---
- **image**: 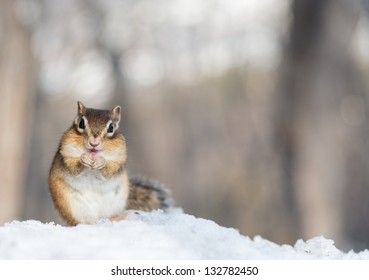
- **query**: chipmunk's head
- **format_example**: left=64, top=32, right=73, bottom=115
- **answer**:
left=73, top=101, right=122, bottom=155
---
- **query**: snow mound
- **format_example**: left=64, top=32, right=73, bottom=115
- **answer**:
left=0, top=211, right=368, bottom=259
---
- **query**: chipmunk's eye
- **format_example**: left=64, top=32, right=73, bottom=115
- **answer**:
left=79, top=118, right=85, bottom=130
left=107, top=123, right=114, bottom=134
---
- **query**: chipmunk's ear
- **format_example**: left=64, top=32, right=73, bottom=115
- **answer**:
left=77, top=101, right=87, bottom=116
left=111, top=105, right=121, bottom=124
left=75, top=101, right=88, bottom=132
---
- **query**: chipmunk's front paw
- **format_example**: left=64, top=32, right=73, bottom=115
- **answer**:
left=92, top=155, right=106, bottom=170
left=81, top=153, right=94, bottom=167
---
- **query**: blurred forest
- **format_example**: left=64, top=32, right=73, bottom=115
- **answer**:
left=2, top=0, right=369, bottom=251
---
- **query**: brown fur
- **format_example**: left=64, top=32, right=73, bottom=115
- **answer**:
left=49, top=153, right=80, bottom=226
left=49, top=102, right=172, bottom=226
left=127, top=177, right=172, bottom=211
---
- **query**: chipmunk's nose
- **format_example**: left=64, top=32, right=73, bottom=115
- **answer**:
left=89, top=137, right=100, bottom=148
left=89, top=142, right=99, bottom=147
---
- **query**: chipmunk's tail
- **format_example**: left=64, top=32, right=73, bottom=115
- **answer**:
left=127, top=177, right=173, bottom=211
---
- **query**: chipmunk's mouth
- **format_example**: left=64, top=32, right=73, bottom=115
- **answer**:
left=89, top=148, right=100, bottom=156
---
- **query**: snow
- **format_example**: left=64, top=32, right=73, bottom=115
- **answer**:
left=0, top=210, right=368, bottom=259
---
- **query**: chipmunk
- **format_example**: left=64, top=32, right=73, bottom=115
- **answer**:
left=49, top=101, right=171, bottom=226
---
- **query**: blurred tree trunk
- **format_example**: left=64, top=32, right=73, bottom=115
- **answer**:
left=343, top=2, right=369, bottom=251
left=276, top=0, right=362, bottom=247
left=0, top=1, right=35, bottom=224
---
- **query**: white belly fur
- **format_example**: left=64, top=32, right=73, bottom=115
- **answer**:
left=65, top=170, right=129, bottom=224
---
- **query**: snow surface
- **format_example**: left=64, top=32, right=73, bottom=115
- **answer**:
left=0, top=210, right=368, bottom=259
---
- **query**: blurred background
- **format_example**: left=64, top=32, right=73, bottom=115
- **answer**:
left=2, top=0, right=369, bottom=252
